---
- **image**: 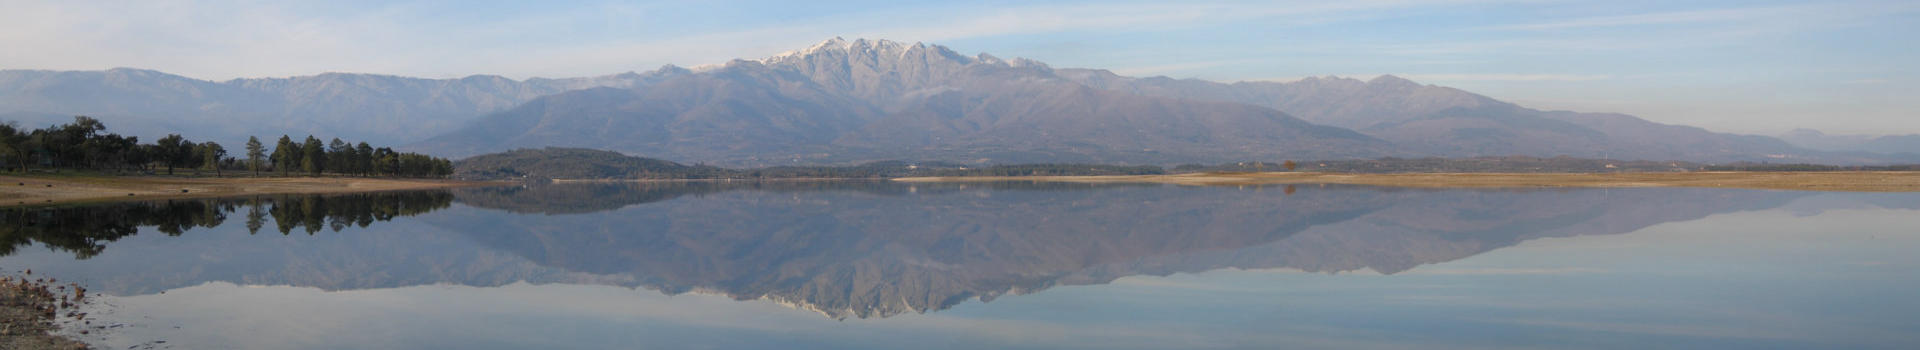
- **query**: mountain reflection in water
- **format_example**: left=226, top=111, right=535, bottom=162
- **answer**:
left=2, top=182, right=1901, bottom=319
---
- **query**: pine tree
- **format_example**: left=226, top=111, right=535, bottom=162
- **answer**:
left=272, top=135, right=297, bottom=176
left=245, top=136, right=266, bottom=176
left=354, top=142, right=374, bottom=176
left=202, top=141, right=226, bottom=176
left=328, top=138, right=349, bottom=173
left=301, top=136, right=325, bottom=176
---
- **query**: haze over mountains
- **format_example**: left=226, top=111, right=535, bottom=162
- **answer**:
left=415, top=38, right=1391, bottom=164
left=1056, top=70, right=1832, bottom=162
left=1, top=37, right=1908, bottom=165
left=1779, top=129, right=1920, bottom=156
left=0, top=67, right=666, bottom=145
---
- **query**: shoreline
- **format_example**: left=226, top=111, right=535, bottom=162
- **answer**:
left=6, top=171, right=1915, bottom=208
left=891, top=171, right=1920, bottom=192
left=549, top=177, right=884, bottom=183
left=0, top=175, right=510, bottom=208
left=1, top=274, right=89, bottom=349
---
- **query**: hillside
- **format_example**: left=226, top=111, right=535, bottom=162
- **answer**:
left=1057, top=69, right=1850, bottom=162
left=0, top=67, right=687, bottom=145
left=419, top=38, right=1865, bottom=165
left=2, top=38, right=1892, bottom=165
left=453, top=148, right=716, bottom=180
left=1780, top=129, right=1920, bottom=155
left=417, top=38, right=1396, bottom=165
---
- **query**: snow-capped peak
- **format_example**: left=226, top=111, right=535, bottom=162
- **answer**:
left=748, top=37, right=1066, bottom=74
left=975, top=53, right=1003, bottom=65
left=761, top=37, right=923, bottom=63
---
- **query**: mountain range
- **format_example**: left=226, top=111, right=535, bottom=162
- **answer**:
left=1779, top=129, right=1920, bottom=155
left=0, top=67, right=671, bottom=145
left=2, top=37, right=1909, bottom=165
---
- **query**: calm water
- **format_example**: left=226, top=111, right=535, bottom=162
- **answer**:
left=3, top=182, right=1917, bottom=349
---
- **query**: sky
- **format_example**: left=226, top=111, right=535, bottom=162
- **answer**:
left=2, top=0, right=1916, bottom=135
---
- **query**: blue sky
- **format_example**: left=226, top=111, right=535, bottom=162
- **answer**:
left=2, top=0, right=1915, bottom=135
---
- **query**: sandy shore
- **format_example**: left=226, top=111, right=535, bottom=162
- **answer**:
left=893, top=171, right=1920, bottom=192
left=0, top=175, right=507, bottom=207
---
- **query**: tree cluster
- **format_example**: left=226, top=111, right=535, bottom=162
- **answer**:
left=1702, top=162, right=1920, bottom=172
left=265, top=135, right=451, bottom=177
left=1, top=116, right=450, bottom=177
left=0, top=116, right=154, bottom=173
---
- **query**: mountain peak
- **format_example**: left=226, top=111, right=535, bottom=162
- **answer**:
left=975, top=53, right=1003, bottom=65
left=1784, top=128, right=1827, bottom=137
left=759, top=37, right=1066, bottom=73
left=103, top=67, right=178, bottom=79
left=106, top=67, right=161, bottom=74
left=1367, top=74, right=1420, bottom=88
left=819, top=36, right=848, bottom=47
left=765, top=37, right=919, bottom=61
left=805, top=36, right=852, bottom=53
left=654, top=64, right=692, bottom=75
left=1004, top=57, right=1049, bottom=69
left=457, top=74, right=512, bottom=83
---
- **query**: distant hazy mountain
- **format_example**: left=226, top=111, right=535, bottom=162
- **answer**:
left=1779, top=129, right=1920, bottom=155
left=0, top=67, right=685, bottom=145
left=1057, top=69, right=1840, bottom=162
left=422, top=38, right=1866, bottom=164
left=417, top=38, right=1392, bottom=165
left=453, top=147, right=703, bottom=180
left=3, top=38, right=1888, bottom=164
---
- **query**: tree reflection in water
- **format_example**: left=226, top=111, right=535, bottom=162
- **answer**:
left=0, top=191, right=453, bottom=259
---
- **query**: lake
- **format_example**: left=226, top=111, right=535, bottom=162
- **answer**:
left=3, top=182, right=1917, bottom=349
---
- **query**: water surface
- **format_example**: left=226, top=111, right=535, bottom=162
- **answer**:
left=3, top=182, right=1916, bottom=349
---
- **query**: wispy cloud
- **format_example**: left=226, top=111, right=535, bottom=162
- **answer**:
left=1477, top=317, right=1810, bottom=340
left=0, top=0, right=1554, bottom=79
left=879, top=0, right=1572, bottom=42
left=1478, top=6, right=1814, bottom=31
left=1107, top=59, right=1268, bottom=77
left=1407, top=267, right=1608, bottom=275
left=1481, top=1, right=1920, bottom=31
left=1401, top=73, right=1612, bottom=82
left=3, top=0, right=1918, bottom=135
